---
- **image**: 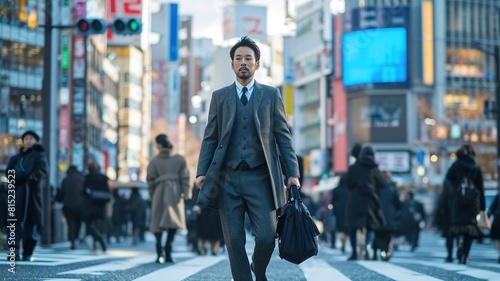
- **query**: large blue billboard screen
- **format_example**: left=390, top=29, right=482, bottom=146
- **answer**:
left=342, top=27, right=407, bottom=87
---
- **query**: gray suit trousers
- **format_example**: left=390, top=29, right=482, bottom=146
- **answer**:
left=218, top=166, right=277, bottom=281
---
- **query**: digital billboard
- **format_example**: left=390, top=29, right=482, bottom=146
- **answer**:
left=343, top=27, right=407, bottom=87
left=350, top=94, right=408, bottom=143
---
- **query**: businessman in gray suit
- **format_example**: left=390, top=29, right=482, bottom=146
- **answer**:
left=195, top=36, right=300, bottom=281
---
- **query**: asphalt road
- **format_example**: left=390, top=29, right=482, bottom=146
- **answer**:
left=1, top=229, right=500, bottom=281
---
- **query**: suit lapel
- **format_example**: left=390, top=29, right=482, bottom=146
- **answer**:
left=253, top=81, right=264, bottom=129
left=225, top=83, right=237, bottom=131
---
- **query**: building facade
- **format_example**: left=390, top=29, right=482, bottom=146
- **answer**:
left=338, top=0, right=500, bottom=188
left=0, top=0, right=44, bottom=169
left=293, top=0, right=333, bottom=183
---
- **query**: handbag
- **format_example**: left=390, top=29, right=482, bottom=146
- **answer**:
left=276, top=185, right=320, bottom=264
left=477, top=211, right=491, bottom=229
left=85, top=187, right=112, bottom=203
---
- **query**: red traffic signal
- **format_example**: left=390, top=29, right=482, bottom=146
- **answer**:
left=111, top=18, right=142, bottom=35
left=75, top=18, right=107, bottom=36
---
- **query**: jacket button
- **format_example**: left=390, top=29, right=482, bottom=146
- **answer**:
left=219, top=145, right=222, bottom=149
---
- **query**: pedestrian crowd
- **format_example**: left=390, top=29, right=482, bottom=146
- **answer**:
left=311, top=142, right=494, bottom=266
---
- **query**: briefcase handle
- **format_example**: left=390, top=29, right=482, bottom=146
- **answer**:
left=288, top=185, right=301, bottom=202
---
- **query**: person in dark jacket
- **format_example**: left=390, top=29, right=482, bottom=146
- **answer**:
left=5, top=130, right=48, bottom=261
left=129, top=188, right=147, bottom=245
left=332, top=174, right=349, bottom=253
left=58, top=165, right=85, bottom=250
left=488, top=193, right=500, bottom=263
left=345, top=146, right=386, bottom=261
left=111, top=189, right=126, bottom=243
left=372, top=171, right=401, bottom=261
left=434, top=179, right=458, bottom=262
left=399, top=191, right=426, bottom=251
left=446, top=144, right=485, bottom=264
left=82, top=161, right=111, bottom=253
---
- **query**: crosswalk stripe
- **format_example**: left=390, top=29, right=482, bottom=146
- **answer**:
left=417, top=260, right=500, bottom=281
left=299, top=257, right=350, bottom=281
left=357, top=261, right=443, bottom=281
left=58, top=255, right=153, bottom=275
left=43, top=279, right=82, bottom=281
left=133, top=255, right=226, bottom=281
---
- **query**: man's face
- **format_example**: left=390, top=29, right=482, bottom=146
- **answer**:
left=231, top=46, right=260, bottom=81
left=22, top=135, right=37, bottom=149
left=156, top=142, right=163, bottom=150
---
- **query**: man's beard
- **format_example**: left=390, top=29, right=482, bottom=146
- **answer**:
left=236, top=71, right=252, bottom=80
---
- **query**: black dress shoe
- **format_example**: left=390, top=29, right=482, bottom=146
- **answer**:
left=445, top=256, right=453, bottom=263
left=347, top=255, right=357, bottom=261
left=22, top=255, right=34, bottom=262
left=381, top=251, right=391, bottom=262
left=251, top=262, right=268, bottom=281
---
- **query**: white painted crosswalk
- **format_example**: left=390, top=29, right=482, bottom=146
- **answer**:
left=4, top=233, right=500, bottom=281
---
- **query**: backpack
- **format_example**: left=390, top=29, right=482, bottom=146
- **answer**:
left=455, top=169, right=479, bottom=206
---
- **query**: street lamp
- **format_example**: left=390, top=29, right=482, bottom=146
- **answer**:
left=473, top=41, right=500, bottom=190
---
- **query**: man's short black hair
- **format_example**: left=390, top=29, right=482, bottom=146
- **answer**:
left=229, top=36, right=261, bottom=61
left=22, top=130, right=40, bottom=141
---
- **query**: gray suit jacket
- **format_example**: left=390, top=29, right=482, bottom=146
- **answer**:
left=196, top=81, right=299, bottom=210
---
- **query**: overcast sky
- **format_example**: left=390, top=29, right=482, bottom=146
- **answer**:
left=177, top=0, right=291, bottom=44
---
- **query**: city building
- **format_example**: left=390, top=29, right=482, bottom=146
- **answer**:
left=107, top=45, right=145, bottom=182
left=150, top=2, right=180, bottom=153
left=292, top=0, right=333, bottom=185
left=102, top=57, right=120, bottom=179
left=106, top=0, right=152, bottom=181
left=0, top=1, right=44, bottom=169
left=337, top=0, right=499, bottom=188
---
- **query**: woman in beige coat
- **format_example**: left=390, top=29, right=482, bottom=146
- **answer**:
left=147, top=134, right=190, bottom=263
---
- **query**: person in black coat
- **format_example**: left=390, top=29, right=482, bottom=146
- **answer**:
left=446, top=144, right=485, bottom=264
left=399, top=191, right=426, bottom=251
left=111, top=189, right=126, bottom=243
left=5, top=130, right=48, bottom=262
left=82, top=161, right=111, bottom=253
left=345, top=146, right=386, bottom=261
left=57, top=165, right=85, bottom=250
left=372, top=171, right=401, bottom=261
left=488, top=193, right=500, bottom=263
left=332, top=174, right=349, bottom=253
left=434, top=179, right=458, bottom=262
left=129, top=188, right=147, bottom=245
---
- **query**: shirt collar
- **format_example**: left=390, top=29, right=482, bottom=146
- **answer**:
left=236, top=80, right=255, bottom=97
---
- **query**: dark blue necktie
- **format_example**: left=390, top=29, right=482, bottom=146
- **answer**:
left=241, top=87, right=248, bottom=106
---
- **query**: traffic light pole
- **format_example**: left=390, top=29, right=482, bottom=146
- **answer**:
left=41, top=0, right=54, bottom=245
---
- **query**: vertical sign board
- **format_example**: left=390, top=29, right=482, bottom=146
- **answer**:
left=223, top=3, right=267, bottom=42
left=168, top=4, right=180, bottom=133
left=71, top=0, right=86, bottom=171
left=169, top=3, right=179, bottom=62
left=283, top=36, right=294, bottom=117
left=422, top=1, right=434, bottom=85
left=59, top=33, right=70, bottom=170
left=106, top=0, right=142, bottom=45
left=332, top=15, right=348, bottom=173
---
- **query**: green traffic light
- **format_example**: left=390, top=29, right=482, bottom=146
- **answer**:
left=129, top=20, right=139, bottom=31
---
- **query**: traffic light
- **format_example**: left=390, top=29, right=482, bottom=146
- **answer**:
left=111, top=18, right=142, bottom=35
left=75, top=18, right=107, bottom=35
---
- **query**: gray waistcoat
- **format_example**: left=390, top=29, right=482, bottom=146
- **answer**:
left=224, top=94, right=266, bottom=169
